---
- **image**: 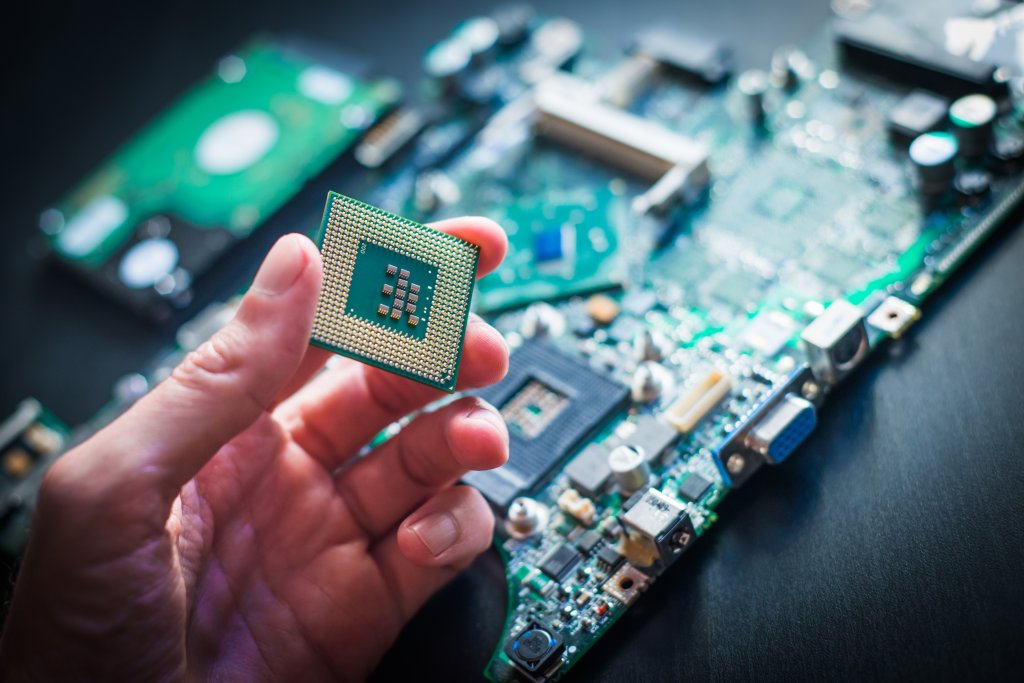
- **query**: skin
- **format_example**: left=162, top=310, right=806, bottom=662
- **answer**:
left=0, top=218, right=510, bottom=682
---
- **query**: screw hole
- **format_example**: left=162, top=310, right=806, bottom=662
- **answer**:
left=619, top=577, right=634, bottom=590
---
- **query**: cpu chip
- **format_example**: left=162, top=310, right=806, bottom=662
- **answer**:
left=310, top=192, right=480, bottom=392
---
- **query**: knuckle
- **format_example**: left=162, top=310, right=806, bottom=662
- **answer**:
left=38, top=453, right=76, bottom=505
left=173, top=328, right=242, bottom=388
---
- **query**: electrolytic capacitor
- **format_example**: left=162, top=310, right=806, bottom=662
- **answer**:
left=909, top=131, right=958, bottom=196
left=423, top=39, right=471, bottom=88
left=737, top=69, right=769, bottom=125
left=949, top=93, right=996, bottom=159
left=770, top=46, right=801, bottom=91
left=453, top=17, right=500, bottom=64
left=608, top=445, right=650, bottom=494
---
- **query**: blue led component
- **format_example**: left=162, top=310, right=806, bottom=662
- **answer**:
left=533, top=228, right=563, bottom=262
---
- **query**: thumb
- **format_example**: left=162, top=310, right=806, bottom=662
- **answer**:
left=60, top=233, right=322, bottom=507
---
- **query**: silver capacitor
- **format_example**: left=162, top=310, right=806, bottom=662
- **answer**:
left=631, top=361, right=672, bottom=404
left=505, top=497, right=549, bottom=539
left=738, top=69, right=769, bottom=125
left=949, top=93, right=997, bottom=159
left=909, top=131, right=958, bottom=196
left=608, top=445, right=650, bottom=494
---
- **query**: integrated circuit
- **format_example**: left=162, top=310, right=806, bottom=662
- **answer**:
left=887, top=90, right=949, bottom=143
left=539, top=543, right=581, bottom=580
left=677, top=473, right=712, bottom=503
left=464, top=340, right=630, bottom=508
left=310, top=193, right=479, bottom=392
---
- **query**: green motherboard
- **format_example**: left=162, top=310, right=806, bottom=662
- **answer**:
left=7, top=1, right=1024, bottom=681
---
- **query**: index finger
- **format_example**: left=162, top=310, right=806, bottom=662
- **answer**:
left=429, top=215, right=508, bottom=277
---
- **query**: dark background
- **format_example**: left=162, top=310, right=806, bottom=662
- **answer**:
left=2, top=0, right=1023, bottom=680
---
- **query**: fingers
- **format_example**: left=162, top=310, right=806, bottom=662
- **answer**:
left=372, top=486, right=494, bottom=620
left=276, top=216, right=509, bottom=471
left=335, top=397, right=507, bottom=538
left=272, top=215, right=507, bottom=413
left=281, top=313, right=508, bottom=471
left=46, top=234, right=323, bottom=511
left=271, top=346, right=333, bottom=406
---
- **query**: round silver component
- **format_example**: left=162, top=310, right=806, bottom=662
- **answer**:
left=633, top=329, right=672, bottom=362
left=738, top=69, right=769, bottom=123
left=454, top=17, right=500, bottom=60
left=909, top=132, right=958, bottom=195
left=608, top=445, right=650, bottom=493
left=726, top=453, right=746, bottom=475
left=631, top=361, right=671, bottom=404
left=949, top=93, right=997, bottom=158
left=505, top=497, right=548, bottom=539
left=423, top=39, right=472, bottom=82
left=520, top=302, right=566, bottom=338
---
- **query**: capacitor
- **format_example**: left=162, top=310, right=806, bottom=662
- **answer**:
left=521, top=302, right=566, bottom=338
left=631, top=361, right=672, bottom=404
left=949, top=93, right=996, bottom=159
left=492, top=4, right=534, bottom=46
left=505, top=497, right=548, bottom=539
left=633, top=329, right=672, bottom=362
left=423, top=39, right=471, bottom=87
left=608, top=445, right=650, bottom=494
left=737, top=69, right=769, bottom=125
left=770, top=46, right=801, bottom=92
left=954, top=170, right=991, bottom=205
left=992, top=135, right=1024, bottom=172
left=452, top=17, right=500, bottom=64
left=909, top=131, right=958, bottom=196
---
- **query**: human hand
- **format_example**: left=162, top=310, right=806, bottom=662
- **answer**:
left=0, top=218, right=509, bottom=682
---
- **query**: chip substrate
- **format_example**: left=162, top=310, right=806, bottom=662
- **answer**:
left=310, top=192, right=479, bottom=392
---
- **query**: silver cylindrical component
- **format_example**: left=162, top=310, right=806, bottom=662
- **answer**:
left=738, top=69, right=769, bottom=124
left=608, top=445, right=650, bottom=493
left=520, top=302, right=565, bottom=338
left=631, top=361, right=671, bottom=404
left=453, top=17, right=500, bottom=64
left=909, top=131, right=958, bottom=196
left=633, top=329, right=672, bottom=362
left=770, top=46, right=800, bottom=91
left=423, top=38, right=471, bottom=87
left=505, top=497, right=548, bottom=539
left=949, top=93, right=996, bottom=158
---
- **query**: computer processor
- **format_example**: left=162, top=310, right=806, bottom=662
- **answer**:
left=40, top=38, right=400, bottom=320
left=310, top=192, right=479, bottom=392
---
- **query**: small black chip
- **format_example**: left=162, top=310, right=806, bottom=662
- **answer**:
left=540, top=543, right=581, bottom=580
left=678, top=473, right=712, bottom=502
left=565, top=443, right=613, bottom=498
left=596, top=545, right=624, bottom=571
left=887, top=90, right=948, bottom=143
left=576, top=530, right=602, bottom=556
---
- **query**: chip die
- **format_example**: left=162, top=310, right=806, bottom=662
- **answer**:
left=310, top=192, right=480, bottom=392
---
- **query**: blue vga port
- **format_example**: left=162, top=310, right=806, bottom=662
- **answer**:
left=746, top=394, right=817, bottom=464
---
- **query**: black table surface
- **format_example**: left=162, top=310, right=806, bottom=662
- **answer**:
left=2, top=1, right=1022, bottom=680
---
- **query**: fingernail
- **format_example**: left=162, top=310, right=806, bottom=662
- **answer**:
left=468, top=404, right=508, bottom=447
left=252, top=235, right=307, bottom=296
left=410, top=512, right=459, bottom=557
